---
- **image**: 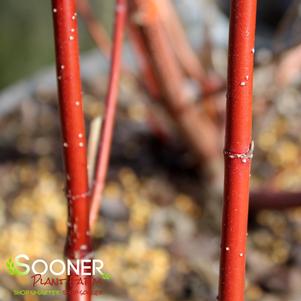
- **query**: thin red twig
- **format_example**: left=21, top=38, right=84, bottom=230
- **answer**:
left=51, top=1, right=92, bottom=300
left=218, top=1, right=257, bottom=301
left=89, top=0, right=127, bottom=229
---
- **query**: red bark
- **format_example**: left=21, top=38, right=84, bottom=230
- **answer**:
left=89, top=0, right=127, bottom=229
left=51, top=1, right=92, bottom=300
left=218, top=1, right=257, bottom=301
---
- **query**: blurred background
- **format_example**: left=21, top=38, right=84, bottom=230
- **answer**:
left=0, top=0, right=114, bottom=89
left=1, top=0, right=301, bottom=301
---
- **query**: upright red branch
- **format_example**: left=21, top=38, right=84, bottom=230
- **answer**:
left=51, top=1, right=92, bottom=300
left=218, top=1, right=257, bottom=301
left=89, top=0, right=127, bottom=229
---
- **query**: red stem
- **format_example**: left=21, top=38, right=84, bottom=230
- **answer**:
left=218, top=1, right=257, bottom=301
left=51, top=1, right=92, bottom=300
left=89, top=0, right=127, bottom=229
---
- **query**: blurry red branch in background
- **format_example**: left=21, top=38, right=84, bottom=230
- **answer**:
left=218, top=1, right=257, bottom=301
left=51, top=1, right=92, bottom=300
left=128, top=0, right=221, bottom=178
left=89, top=0, right=127, bottom=229
left=77, top=0, right=111, bottom=57
left=156, top=0, right=208, bottom=88
left=250, top=191, right=301, bottom=211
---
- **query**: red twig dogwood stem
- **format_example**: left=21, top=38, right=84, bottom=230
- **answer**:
left=89, top=0, right=127, bottom=229
left=51, top=1, right=92, bottom=300
left=218, top=1, right=257, bottom=301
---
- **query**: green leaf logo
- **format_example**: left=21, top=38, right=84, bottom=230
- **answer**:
left=101, top=272, right=112, bottom=280
left=6, top=258, right=22, bottom=276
